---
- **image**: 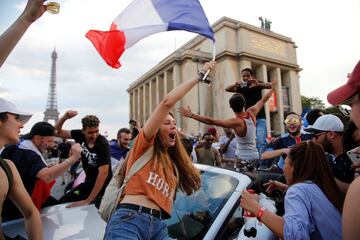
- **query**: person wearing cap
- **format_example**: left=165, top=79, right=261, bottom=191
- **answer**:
left=0, top=0, right=47, bottom=68
left=261, top=112, right=313, bottom=170
left=55, top=111, right=111, bottom=208
left=0, top=98, right=42, bottom=239
left=328, top=60, right=360, bottom=239
left=305, top=114, right=354, bottom=189
left=1, top=121, right=82, bottom=220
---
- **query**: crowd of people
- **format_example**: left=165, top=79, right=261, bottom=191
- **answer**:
left=0, top=0, right=360, bottom=240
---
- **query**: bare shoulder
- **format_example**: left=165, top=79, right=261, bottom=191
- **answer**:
left=347, top=177, right=360, bottom=199
left=0, top=165, right=9, bottom=204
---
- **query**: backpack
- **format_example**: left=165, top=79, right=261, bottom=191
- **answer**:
left=0, top=157, right=13, bottom=193
left=99, top=146, right=153, bottom=222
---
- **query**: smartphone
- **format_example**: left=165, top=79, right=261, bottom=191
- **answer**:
left=347, top=146, right=360, bottom=165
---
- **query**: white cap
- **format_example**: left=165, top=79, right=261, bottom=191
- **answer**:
left=0, top=98, right=32, bottom=124
left=304, top=114, right=344, bottom=133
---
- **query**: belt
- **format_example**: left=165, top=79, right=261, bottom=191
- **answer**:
left=117, top=203, right=162, bottom=219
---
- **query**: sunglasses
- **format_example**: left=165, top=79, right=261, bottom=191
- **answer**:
left=284, top=118, right=300, bottom=125
left=314, top=132, right=327, bottom=140
left=205, top=139, right=214, bottom=142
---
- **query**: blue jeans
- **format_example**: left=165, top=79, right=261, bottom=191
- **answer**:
left=256, top=118, right=267, bottom=155
left=104, top=208, right=170, bottom=240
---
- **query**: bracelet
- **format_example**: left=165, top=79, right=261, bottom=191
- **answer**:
left=257, top=207, right=266, bottom=222
left=197, top=70, right=211, bottom=84
left=65, top=159, right=73, bottom=165
left=189, top=113, right=193, bottom=118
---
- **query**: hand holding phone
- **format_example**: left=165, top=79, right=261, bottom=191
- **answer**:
left=347, top=146, right=360, bottom=177
left=347, top=146, right=360, bottom=164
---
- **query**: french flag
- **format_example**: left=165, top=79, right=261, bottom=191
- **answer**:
left=86, top=0, right=214, bottom=69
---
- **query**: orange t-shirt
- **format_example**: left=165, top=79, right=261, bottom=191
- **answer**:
left=123, top=129, right=176, bottom=216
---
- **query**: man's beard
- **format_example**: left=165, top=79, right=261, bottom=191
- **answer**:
left=288, top=128, right=300, bottom=137
left=322, top=136, right=334, bottom=154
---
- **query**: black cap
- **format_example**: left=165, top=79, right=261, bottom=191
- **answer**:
left=23, top=122, right=55, bottom=139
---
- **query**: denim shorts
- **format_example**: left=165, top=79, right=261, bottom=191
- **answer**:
left=104, top=207, right=170, bottom=240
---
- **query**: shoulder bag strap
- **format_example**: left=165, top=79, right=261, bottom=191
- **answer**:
left=0, top=157, right=13, bottom=190
left=121, top=145, right=154, bottom=187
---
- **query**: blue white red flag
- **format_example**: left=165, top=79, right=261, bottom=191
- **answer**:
left=86, top=0, right=214, bottom=68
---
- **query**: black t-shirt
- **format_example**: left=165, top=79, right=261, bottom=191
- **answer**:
left=71, top=130, right=112, bottom=185
left=236, top=84, right=265, bottom=119
left=326, top=153, right=354, bottom=183
left=1, top=145, right=46, bottom=220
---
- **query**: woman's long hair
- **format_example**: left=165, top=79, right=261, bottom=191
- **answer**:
left=288, top=141, right=343, bottom=212
left=153, top=119, right=201, bottom=195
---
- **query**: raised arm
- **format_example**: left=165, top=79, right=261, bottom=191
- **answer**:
left=143, top=61, right=216, bottom=141
left=55, top=110, right=78, bottom=139
left=178, top=105, right=243, bottom=129
left=7, top=160, right=43, bottom=240
left=248, top=79, right=276, bottom=117
left=36, top=143, right=82, bottom=183
left=225, top=83, right=238, bottom=93
left=0, top=0, right=46, bottom=67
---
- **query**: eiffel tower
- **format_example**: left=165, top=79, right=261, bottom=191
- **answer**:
left=43, top=48, right=59, bottom=123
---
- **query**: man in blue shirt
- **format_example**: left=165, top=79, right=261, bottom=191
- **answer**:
left=261, top=112, right=313, bottom=170
left=110, top=128, right=131, bottom=171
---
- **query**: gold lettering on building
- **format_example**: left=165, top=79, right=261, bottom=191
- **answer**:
left=250, top=33, right=286, bottom=56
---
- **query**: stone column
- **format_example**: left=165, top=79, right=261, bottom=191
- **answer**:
left=285, top=70, right=302, bottom=114
left=272, top=67, right=285, bottom=134
left=164, top=71, right=168, bottom=95
left=143, top=83, right=148, bottom=122
left=239, top=59, right=252, bottom=72
left=173, top=64, right=182, bottom=127
left=139, top=86, right=144, bottom=124
left=135, top=89, right=139, bottom=121
left=129, top=91, right=133, bottom=119
left=156, top=76, right=160, bottom=104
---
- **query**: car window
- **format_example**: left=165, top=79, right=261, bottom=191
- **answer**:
left=164, top=170, right=239, bottom=240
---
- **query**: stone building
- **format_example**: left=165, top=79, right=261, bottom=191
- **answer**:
left=127, top=16, right=302, bottom=136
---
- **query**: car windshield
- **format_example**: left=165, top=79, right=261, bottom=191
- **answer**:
left=164, top=170, right=239, bottom=240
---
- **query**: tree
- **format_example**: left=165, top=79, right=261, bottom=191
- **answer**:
left=301, top=96, right=325, bottom=111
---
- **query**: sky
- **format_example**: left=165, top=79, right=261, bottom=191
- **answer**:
left=0, top=0, right=359, bottom=139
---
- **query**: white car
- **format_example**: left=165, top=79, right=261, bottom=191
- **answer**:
left=2, top=164, right=279, bottom=240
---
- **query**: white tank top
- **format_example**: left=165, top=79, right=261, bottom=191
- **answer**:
left=235, top=112, right=259, bottom=161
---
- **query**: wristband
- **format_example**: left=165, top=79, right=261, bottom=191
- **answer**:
left=65, top=159, right=73, bottom=165
left=197, top=71, right=211, bottom=84
left=189, top=113, right=193, bottom=118
left=257, top=207, right=266, bottom=222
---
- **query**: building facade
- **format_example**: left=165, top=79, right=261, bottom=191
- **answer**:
left=127, top=17, right=302, bottom=136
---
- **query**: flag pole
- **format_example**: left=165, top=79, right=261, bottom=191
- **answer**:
left=202, top=42, right=216, bottom=83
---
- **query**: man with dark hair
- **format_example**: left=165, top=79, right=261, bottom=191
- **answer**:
left=180, top=81, right=275, bottom=171
left=110, top=127, right=131, bottom=171
left=195, top=132, right=222, bottom=166
left=1, top=121, right=82, bottom=220
left=0, top=98, right=42, bottom=238
left=225, top=68, right=272, bottom=155
left=261, top=112, right=313, bottom=170
left=305, top=109, right=324, bottom=127
left=55, top=110, right=111, bottom=208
